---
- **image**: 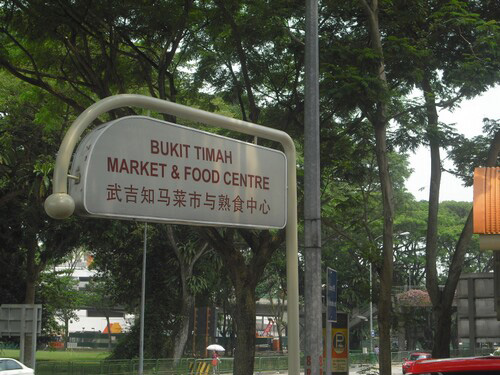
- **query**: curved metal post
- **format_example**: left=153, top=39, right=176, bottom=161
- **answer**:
left=44, top=94, right=300, bottom=375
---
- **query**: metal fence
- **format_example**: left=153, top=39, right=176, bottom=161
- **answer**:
left=33, top=349, right=500, bottom=375
left=34, top=356, right=291, bottom=375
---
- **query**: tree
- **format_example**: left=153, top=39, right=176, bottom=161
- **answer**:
left=189, top=2, right=304, bottom=374
left=341, top=1, right=396, bottom=372
left=0, top=75, right=84, bottom=364
left=82, top=221, right=177, bottom=358
left=40, top=271, right=81, bottom=349
left=1, top=0, right=216, bottom=363
left=0, top=0, right=201, bottom=108
left=162, top=226, right=211, bottom=364
left=1, top=4, right=303, bottom=371
left=319, top=0, right=499, bottom=361
left=256, top=247, right=288, bottom=351
left=381, top=0, right=499, bottom=357
left=82, top=278, right=120, bottom=350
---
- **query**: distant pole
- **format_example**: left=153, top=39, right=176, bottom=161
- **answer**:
left=304, top=0, right=322, bottom=375
left=139, top=223, right=148, bottom=375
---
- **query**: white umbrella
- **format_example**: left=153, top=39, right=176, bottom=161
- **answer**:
left=207, top=344, right=225, bottom=352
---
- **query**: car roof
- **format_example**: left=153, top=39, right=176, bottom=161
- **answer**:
left=410, top=351, right=431, bottom=355
left=409, top=356, right=500, bottom=373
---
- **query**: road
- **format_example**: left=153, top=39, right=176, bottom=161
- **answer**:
left=349, top=363, right=403, bottom=374
left=271, top=363, right=404, bottom=375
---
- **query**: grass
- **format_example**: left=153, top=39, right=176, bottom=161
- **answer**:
left=1, top=349, right=110, bottom=361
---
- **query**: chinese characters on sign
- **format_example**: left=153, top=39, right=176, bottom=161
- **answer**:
left=69, top=116, right=287, bottom=228
left=105, top=184, right=271, bottom=215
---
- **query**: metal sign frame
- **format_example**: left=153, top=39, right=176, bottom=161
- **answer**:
left=44, top=94, right=300, bottom=375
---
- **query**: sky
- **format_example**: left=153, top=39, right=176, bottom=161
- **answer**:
left=405, top=86, right=500, bottom=202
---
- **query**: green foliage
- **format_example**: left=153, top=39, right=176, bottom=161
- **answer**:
left=1, top=0, right=498, bottom=363
left=0, top=74, right=83, bottom=314
left=448, top=118, right=499, bottom=186
left=39, top=271, right=81, bottom=335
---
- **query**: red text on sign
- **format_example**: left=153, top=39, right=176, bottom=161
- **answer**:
left=150, top=140, right=190, bottom=158
left=107, top=157, right=168, bottom=177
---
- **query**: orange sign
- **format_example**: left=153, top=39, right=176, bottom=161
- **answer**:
left=331, top=328, right=348, bottom=372
left=473, top=167, right=500, bottom=234
left=323, top=312, right=349, bottom=375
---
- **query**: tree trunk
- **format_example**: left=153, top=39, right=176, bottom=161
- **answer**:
left=64, top=318, right=69, bottom=350
left=201, top=227, right=279, bottom=375
left=431, top=302, right=453, bottom=358
left=358, top=2, right=394, bottom=373
left=422, top=76, right=500, bottom=357
left=172, top=294, right=195, bottom=364
left=167, top=226, right=207, bottom=364
left=233, top=283, right=257, bottom=375
left=106, top=317, right=112, bottom=350
left=421, top=75, right=447, bottom=358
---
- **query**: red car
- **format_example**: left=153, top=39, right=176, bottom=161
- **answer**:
left=408, top=356, right=500, bottom=374
left=402, top=352, right=432, bottom=374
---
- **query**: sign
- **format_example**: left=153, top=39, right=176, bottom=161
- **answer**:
left=327, top=268, right=337, bottom=322
left=69, top=116, right=287, bottom=228
left=331, top=313, right=348, bottom=374
left=473, top=167, right=500, bottom=234
left=0, top=304, right=42, bottom=336
left=323, top=312, right=348, bottom=375
left=473, top=167, right=500, bottom=250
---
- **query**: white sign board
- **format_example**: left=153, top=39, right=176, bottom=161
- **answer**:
left=69, top=116, right=287, bottom=228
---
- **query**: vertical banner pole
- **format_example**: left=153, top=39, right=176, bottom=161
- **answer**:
left=139, top=223, right=148, bottom=375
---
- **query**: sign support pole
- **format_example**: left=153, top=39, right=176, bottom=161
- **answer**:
left=139, top=223, right=147, bottom=375
left=44, top=94, right=300, bottom=375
